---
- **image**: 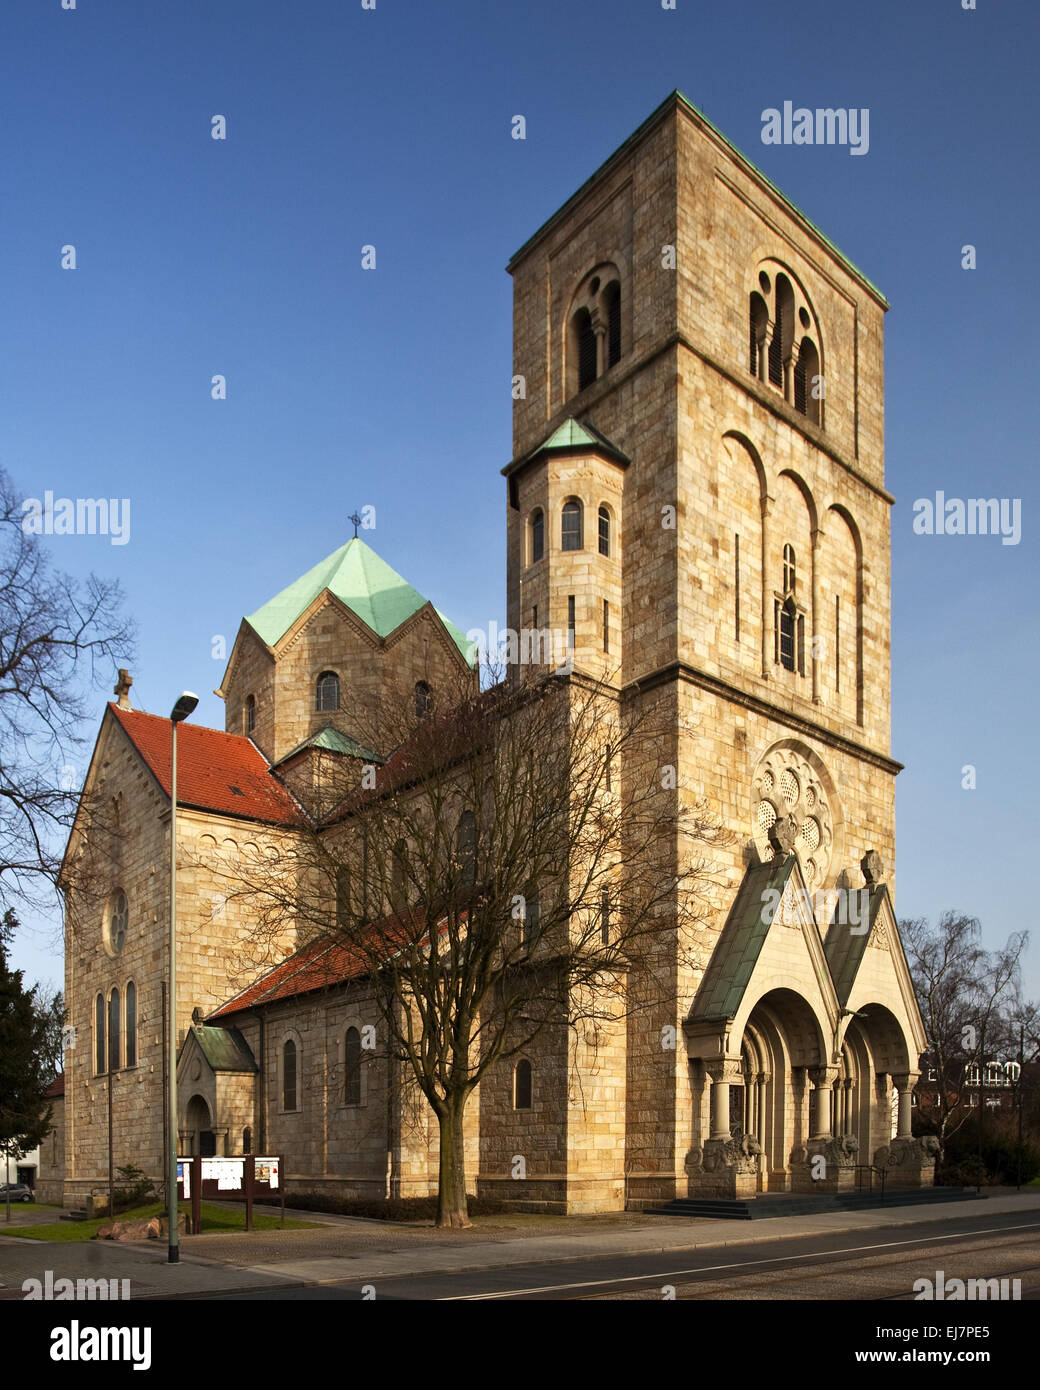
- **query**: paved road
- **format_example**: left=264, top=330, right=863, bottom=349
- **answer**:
left=205, top=1209, right=1040, bottom=1301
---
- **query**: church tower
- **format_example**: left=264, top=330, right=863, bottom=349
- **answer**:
left=504, top=92, right=919, bottom=1209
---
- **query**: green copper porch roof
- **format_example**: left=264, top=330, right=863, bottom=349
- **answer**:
left=245, top=537, right=475, bottom=662
left=689, top=856, right=799, bottom=1021
left=503, top=417, right=630, bottom=476
left=824, top=882, right=888, bottom=1008
left=189, top=1025, right=256, bottom=1073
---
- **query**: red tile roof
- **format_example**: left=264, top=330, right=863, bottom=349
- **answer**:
left=45, top=1073, right=65, bottom=1098
left=208, top=907, right=452, bottom=1019
left=207, top=935, right=370, bottom=1018
left=109, top=704, right=300, bottom=826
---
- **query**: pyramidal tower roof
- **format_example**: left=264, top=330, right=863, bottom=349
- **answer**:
left=245, top=537, right=474, bottom=660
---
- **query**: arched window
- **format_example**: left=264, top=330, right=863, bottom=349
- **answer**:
left=598, top=506, right=610, bottom=557
left=561, top=498, right=583, bottom=552
left=783, top=544, right=796, bottom=594
left=245, top=694, right=256, bottom=733
left=282, top=1039, right=297, bottom=1110
left=125, top=980, right=136, bottom=1067
left=336, top=867, right=351, bottom=926
left=522, top=885, right=540, bottom=949
left=794, top=338, right=820, bottom=423
left=530, top=509, right=544, bottom=564
left=243, top=1126, right=252, bottom=1154
left=574, top=308, right=597, bottom=391
left=604, top=281, right=621, bottom=367
left=316, top=671, right=340, bottom=712
left=95, top=993, right=105, bottom=1075
left=514, top=1059, right=533, bottom=1110
left=414, top=681, right=432, bottom=718
left=391, top=840, right=409, bottom=905
left=108, top=988, right=121, bottom=1071
left=344, top=1027, right=362, bottom=1107
left=748, top=292, right=768, bottom=377
left=457, top=811, right=476, bottom=888
left=107, top=888, right=128, bottom=955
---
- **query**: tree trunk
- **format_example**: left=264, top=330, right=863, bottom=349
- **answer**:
left=435, top=1096, right=471, bottom=1229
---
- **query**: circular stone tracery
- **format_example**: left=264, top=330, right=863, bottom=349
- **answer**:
left=752, top=747, right=835, bottom=887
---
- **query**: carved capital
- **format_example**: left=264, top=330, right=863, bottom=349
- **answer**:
left=705, top=1056, right=745, bottom=1085
left=809, top=1066, right=840, bottom=1089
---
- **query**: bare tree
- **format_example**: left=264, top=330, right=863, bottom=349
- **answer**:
left=0, top=470, right=134, bottom=918
left=902, top=911, right=1027, bottom=1150
left=220, top=666, right=729, bottom=1227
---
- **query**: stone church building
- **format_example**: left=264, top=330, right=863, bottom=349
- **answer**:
left=55, top=92, right=932, bottom=1214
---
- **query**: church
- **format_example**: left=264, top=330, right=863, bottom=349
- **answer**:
left=52, top=92, right=932, bottom=1215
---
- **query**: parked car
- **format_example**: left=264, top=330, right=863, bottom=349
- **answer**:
left=0, top=1183, right=34, bottom=1202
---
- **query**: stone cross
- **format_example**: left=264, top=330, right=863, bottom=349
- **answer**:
left=113, top=669, right=133, bottom=711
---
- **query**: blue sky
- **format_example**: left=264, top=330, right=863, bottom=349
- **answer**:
left=4, top=0, right=1038, bottom=1000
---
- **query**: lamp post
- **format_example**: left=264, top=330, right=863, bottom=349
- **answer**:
left=167, top=691, right=198, bottom=1264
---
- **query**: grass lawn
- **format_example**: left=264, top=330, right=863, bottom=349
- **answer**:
left=13, top=1201, right=318, bottom=1242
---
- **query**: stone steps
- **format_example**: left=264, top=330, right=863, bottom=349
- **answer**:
left=645, top=1188, right=983, bottom=1220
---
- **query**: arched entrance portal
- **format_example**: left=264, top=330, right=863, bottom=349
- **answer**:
left=185, top=1094, right=216, bottom=1158
left=740, top=989, right=827, bottom=1192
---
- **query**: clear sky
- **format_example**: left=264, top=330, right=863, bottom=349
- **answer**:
left=4, top=0, right=1038, bottom=1000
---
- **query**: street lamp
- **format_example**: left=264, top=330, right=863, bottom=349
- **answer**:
left=167, top=691, right=198, bottom=1265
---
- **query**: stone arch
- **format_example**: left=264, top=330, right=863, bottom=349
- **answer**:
left=749, top=738, right=845, bottom=890
left=747, top=257, right=825, bottom=423
left=563, top=259, right=627, bottom=399
left=185, top=1094, right=215, bottom=1158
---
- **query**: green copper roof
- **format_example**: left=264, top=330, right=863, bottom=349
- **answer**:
left=189, top=1025, right=256, bottom=1073
left=504, top=417, right=631, bottom=477
left=274, top=725, right=384, bottom=768
left=690, top=856, right=799, bottom=1021
left=245, top=538, right=475, bottom=663
left=508, top=90, right=886, bottom=307
left=824, top=882, right=888, bottom=1007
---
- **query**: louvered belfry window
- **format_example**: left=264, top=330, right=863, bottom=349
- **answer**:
left=577, top=311, right=597, bottom=391
left=768, top=294, right=784, bottom=388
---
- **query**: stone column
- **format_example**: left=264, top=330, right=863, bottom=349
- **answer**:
left=892, top=1073, right=918, bottom=1139
left=809, top=1067, right=840, bottom=1139
left=590, top=309, right=606, bottom=379
left=710, top=1075, right=731, bottom=1140
left=757, top=1074, right=769, bottom=1150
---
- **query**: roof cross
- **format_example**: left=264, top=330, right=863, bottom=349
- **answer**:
left=348, top=510, right=362, bottom=539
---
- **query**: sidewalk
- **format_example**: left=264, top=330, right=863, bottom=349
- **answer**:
left=2, top=1189, right=1037, bottom=1300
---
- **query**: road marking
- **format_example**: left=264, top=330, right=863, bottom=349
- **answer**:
left=441, top=1221, right=1040, bottom=1299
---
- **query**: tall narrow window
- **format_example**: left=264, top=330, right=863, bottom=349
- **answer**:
left=604, top=746, right=612, bottom=792
left=391, top=840, right=409, bottom=904
left=561, top=499, right=583, bottom=551
left=125, top=980, right=136, bottom=1068
left=530, top=509, right=544, bottom=563
left=243, top=1126, right=252, bottom=1154
left=245, top=694, right=256, bottom=733
left=602, top=600, right=609, bottom=653
left=522, top=885, right=540, bottom=949
left=414, top=681, right=432, bottom=718
left=600, top=888, right=611, bottom=946
left=457, top=811, right=476, bottom=887
left=598, top=506, right=610, bottom=556
left=795, top=339, right=820, bottom=423
left=283, top=1040, right=297, bottom=1111
left=749, top=292, right=768, bottom=377
left=768, top=294, right=784, bottom=387
left=567, top=596, right=575, bottom=649
left=734, top=534, right=741, bottom=641
left=316, top=671, right=340, bottom=711
left=783, top=544, right=797, bottom=594
left=532, top=604, right=538, bottom=631
left=95, top=993, right=105, bottom=1075
left=605, top=281, right=621, bottom=366
left=108, top=988, right=120, bottom=1071
left=779, top=601, right=796, bottom=672
left=575, top=309, right=596, bottom=391
left=344, top=1027, right=362, bottom=1107
left=514, top=1059, right=533, bottom=1110
left=336, top=867, right=351, bottom=926
left=835, top=596, right=841, bottom=692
